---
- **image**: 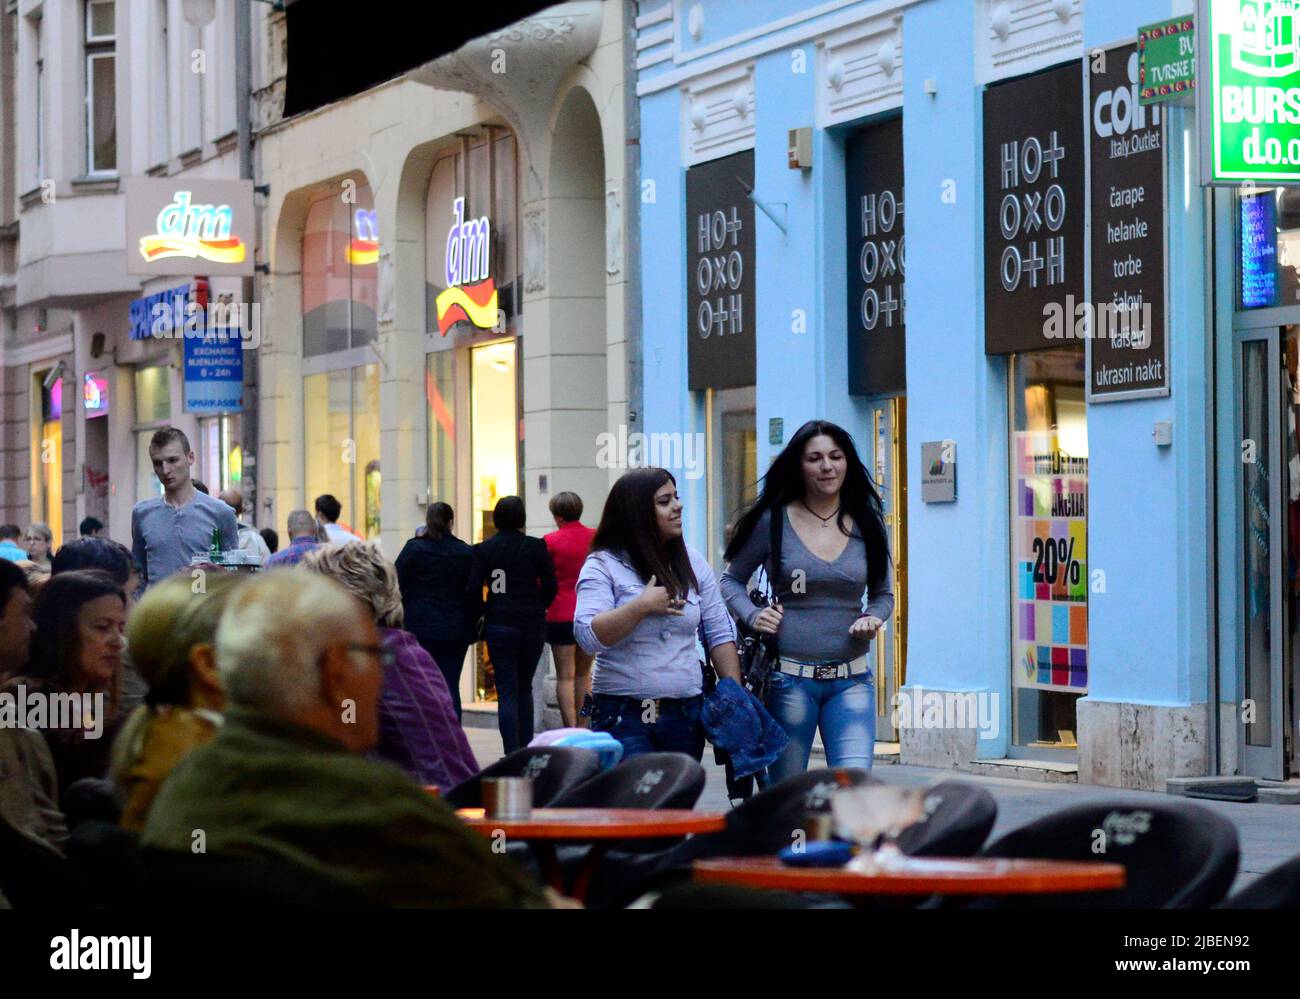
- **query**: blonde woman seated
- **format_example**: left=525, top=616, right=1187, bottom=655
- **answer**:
left=111, top=572, right=244, bottom=831
left=299, top=543, right=478, bottom=790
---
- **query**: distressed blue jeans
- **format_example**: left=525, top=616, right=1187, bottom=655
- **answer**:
left=765, top=669, right=876, bottom=784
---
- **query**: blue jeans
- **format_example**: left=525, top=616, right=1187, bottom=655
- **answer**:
left=765, top=669, right=876, bottom=784
left=590, top=694, right=705, bottom=761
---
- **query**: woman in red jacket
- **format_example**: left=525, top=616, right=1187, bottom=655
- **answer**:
left=543, top=492, right=596, bottom=727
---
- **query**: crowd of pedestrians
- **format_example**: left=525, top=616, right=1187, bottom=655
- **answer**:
left=0, top=417, right=892, bottom=908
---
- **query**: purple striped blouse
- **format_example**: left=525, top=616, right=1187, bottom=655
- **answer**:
left=374, top=628, right=479, bottom=791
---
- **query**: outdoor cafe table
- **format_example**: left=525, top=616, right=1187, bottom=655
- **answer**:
left=692, top=856, right=1126, bottom=898
left=458, top=807, right=726, bottom=901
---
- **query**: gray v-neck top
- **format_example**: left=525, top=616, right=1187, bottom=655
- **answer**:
left=721, top=507, right=894, bottom=663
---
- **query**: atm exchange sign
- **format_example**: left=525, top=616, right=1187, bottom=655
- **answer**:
left=1201, top=0, right=1300, bottom=183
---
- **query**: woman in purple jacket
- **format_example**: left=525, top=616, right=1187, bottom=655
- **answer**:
left=300, top=541, right=478, bottom=790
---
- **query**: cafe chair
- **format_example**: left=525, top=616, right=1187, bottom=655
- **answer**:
left=1218, top=853, right=1300, bottom=909
left=140, top=848, right=371, bottom=909
left=548, top=753, right=707, bottom=894
left=442, top=746, right=602, bottom=809
left=968, top=800, right=1239, bottom=908
left=584, top=767, right=875, bottom=909
left=896, top=780, right=997, bottom=858
left=0, top=813, right=89, bottom=909
left=549, top=752, right=706, bottom=810
left=695, top=767, right=877, bottom=856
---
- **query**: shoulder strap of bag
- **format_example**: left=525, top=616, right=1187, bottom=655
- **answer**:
left=767, top=506, right=783, bottom=658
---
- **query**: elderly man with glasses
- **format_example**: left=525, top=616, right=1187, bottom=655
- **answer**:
left=141, top=570, right=553, bottom=908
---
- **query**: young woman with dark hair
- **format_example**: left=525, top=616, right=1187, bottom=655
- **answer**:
left=574, top=468, right=741, bottom=760
left=394, top=502, right=477, bottom=719
left=2, top=569, right=128, bottom=792
left=466, top=497, right=558, bottom=752
left=721, top=420, right=893, bottom=781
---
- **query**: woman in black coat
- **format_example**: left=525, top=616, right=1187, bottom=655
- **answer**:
left=394, top=503, right=476, bottom=718
left=466, top=497, right=558, bottom=753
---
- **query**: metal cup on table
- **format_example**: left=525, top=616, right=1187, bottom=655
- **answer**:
left=482, top=777, right=534, bottom=820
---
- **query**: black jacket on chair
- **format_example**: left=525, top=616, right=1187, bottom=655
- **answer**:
left=466, top=530, right=558, bottom=638
left=394, top=534, right=478, bottom=646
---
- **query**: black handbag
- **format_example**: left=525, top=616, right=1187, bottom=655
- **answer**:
left=737, top=507, right=784, bottom=703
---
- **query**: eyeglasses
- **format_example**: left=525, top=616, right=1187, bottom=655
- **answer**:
left=345, top=643, right=395, bottom=670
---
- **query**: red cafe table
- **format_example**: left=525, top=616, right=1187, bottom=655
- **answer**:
left=458, top=807, right=726, bottom=901
left=693, top=855, right=1126, bottom=898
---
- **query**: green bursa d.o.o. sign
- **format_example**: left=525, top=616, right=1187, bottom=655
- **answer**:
left=1201, top=0, right=1300, bottom=183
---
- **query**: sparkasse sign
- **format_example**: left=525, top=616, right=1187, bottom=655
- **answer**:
left=1200, top=0, right=1300, bottom=184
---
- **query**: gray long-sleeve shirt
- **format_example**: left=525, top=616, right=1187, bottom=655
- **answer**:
left=131, top=492, right=238, bottom=588
left=721, top=507, right=894, bottom=663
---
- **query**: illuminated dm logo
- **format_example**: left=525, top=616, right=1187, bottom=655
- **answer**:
left=347, top=209, right=379, bottom=265
left=138, top=191, right=247, bottom=265
left=434, top=197, right=498, bottom=335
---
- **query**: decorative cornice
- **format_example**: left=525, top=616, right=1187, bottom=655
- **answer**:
left=977, top=0, right=1082, bottom=85
left=816, top=12, right=903, bottom=128
left=680, top=63, right=755, bottom=167
left=1, top=333, right=73, bottom=369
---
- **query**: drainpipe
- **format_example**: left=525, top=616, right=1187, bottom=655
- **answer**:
left=236, top=0, right=258, bottom=525
left=624, top=0, right=643, bottom=455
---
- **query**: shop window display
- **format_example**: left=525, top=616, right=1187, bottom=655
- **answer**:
left=1010, top=347, right=1088, bottom=749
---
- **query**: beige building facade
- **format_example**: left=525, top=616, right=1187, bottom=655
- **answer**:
left=253, top=2, right=634, bottom=710
left=0, top=0, right=284, bottom=542
left=255, top=1, right=635, bottom=552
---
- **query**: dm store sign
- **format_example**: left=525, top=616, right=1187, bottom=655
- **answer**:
left=125, top=177, right=255, bottom=277
left=433, top=197, right=499, bottom=334
left=1201, top=0, right=1300, bottom=183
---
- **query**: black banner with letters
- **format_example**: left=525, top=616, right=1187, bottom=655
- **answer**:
left=983, top=61, right=1086, bottom=356
left=1088, top=42, right=1168, bottom=400
left=846, top=118, right=906, bottom=396
left=686, top=151, right=756, bottom=391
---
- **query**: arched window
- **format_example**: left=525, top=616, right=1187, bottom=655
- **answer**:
left=301, top=181, right=381, bottom=540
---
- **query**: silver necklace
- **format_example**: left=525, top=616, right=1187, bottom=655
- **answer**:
left=802, top=501, right=839, bottom=528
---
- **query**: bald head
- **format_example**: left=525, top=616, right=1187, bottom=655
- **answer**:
left=220, top=489, right=245, bottom=516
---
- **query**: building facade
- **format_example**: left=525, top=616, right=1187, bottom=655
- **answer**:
left=254, top=0, right=634, bottom=709
left=0, top=0, right=284, bottom=543
left=631, top=0, right=1250, bottom=790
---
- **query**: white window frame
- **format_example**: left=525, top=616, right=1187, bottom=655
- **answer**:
left=85, top=0, right=116, bottom=43
left=35, top=53, right=44, bottom=182
left=27, top=11, right=45, bottom=190
left=84, top=1, right=117, bottom=177
left=150, top=0, right=170, bottom=166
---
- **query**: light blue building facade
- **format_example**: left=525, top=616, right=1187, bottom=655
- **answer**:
left=629, top=0, right=1292, bottom=790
